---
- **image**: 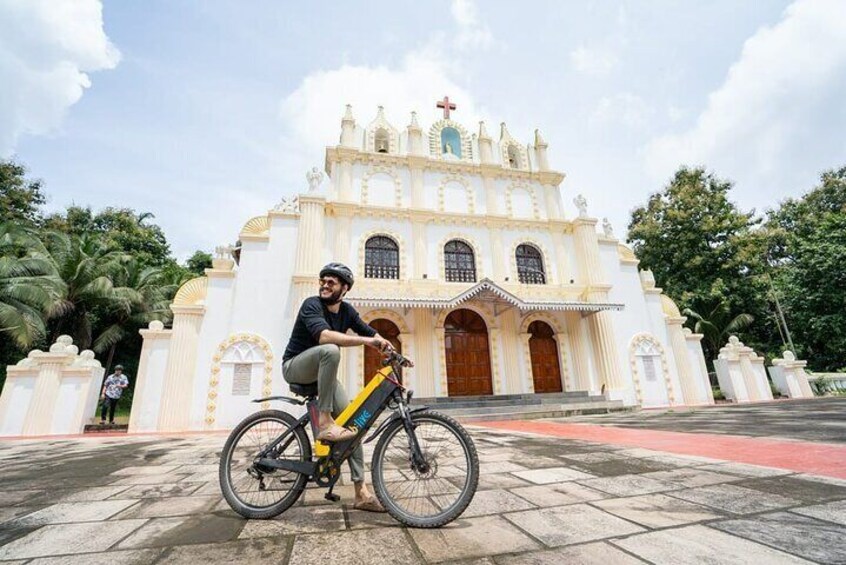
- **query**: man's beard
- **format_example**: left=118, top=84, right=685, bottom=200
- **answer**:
left=319, top=288, right=344, bottom=305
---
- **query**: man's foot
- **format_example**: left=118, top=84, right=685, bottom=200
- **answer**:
left=100, top=420, right=106, bottom=425
left=316, top=424, right=356, bottom=443
left=353, top=496, right=386, bottom=513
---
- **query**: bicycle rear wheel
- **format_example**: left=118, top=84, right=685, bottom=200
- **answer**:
left=219, top=409, right=311, bottom=519
left=372, top=410, right=478, bottom=528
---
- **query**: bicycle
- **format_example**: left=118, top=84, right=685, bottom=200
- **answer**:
left=219, top=350, right=479, bottom=528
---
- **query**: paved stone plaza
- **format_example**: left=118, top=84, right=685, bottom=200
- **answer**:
left=1, top=400, right=845, bottom=564
left=562, top=397, right=846, bottom=444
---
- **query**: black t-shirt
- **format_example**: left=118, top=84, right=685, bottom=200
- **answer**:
left=282, top=296, right=377, bottom=362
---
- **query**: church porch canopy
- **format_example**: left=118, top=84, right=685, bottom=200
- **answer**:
left=348, top=278, right=624, bottom=315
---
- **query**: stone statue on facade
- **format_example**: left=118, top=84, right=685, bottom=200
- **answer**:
left=273, top=196, right=299, bottom=213
left=306, top=167, right=324, bottom=192
left=442, top=141, right=460, bottom=161
left=214, top=245, right=233, bottom=259
left=574, top=194, right=588, bottom=217
left=602, top=217, right=614, bottom=238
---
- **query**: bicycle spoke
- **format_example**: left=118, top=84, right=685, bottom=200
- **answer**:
left=377, top=416, right=472, bottom=520
left=225, top=416, right=304, bottom=510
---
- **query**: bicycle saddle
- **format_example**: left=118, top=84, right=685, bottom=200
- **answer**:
left=289, top=382, right=318, bottom=398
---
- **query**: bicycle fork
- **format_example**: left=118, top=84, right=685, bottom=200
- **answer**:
left=397, top=400, right=430, bottom=474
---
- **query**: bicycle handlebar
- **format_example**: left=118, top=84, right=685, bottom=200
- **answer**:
left=381, top=350, right=413, bottom=368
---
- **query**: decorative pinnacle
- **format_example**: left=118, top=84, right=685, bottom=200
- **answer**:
left=376, top=105, right=385, bottom=119
left=478, top=120, right=490, bottom=140
left=343, top=104, right=354, bottom=121
left=500, top=122, right=510, bottom=140
left=410, top=111, right=420, bottom=128
left=534, top=128, right=547, bottom=147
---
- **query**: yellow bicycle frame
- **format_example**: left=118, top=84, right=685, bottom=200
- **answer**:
left=313, top=365, right=397, bottom=457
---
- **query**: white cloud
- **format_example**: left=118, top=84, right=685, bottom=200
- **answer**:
left=644, top=0, right=846, bottom=181
left=667, top=105, right=686, bottom=123
left=570, top=45, right=618, bottom=76
left=451, top=0, right=493, bottom=49
left=0, top=0, right=120, bottom=156
left=276, top=1, right=490, bottom=194
left=280, top=53, right=482, bottom=152
left=591, top=93, right=652, bottom=128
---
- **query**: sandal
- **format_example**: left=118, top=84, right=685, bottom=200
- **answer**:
left=316, top=424, right=356, bottom=443
left=353, top=497, right=386, bottom=513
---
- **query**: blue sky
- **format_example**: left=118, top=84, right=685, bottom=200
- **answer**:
left=2, top=0, right=845, bottom=258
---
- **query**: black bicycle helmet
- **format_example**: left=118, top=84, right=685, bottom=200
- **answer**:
left=319, top=262, right=354, bottom=290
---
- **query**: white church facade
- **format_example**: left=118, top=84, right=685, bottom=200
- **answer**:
left=129, top=100, right=714, bottom=433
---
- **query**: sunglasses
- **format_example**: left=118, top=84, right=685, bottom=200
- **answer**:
left=319, top=278, right=341, bottom=288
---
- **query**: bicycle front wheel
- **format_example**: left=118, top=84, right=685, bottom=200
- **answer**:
left=219, top=409, right=311, bottom=519
left=372, top=410, right=479, bottom=528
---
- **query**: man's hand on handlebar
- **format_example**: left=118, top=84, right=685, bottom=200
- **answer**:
left=368, top=335, right=393, bottom=353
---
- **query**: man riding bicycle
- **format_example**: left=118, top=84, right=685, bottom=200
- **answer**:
left=282, top=262, right=398, bottom=512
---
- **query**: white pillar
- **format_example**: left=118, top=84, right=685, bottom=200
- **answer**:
left=129, top=321, right=172, bottom=432
left=566, top=313, right=594, bottom=392
left=666, top=318, right=698, bottom=404
left=520, top=332, right=535, bottom=393
left=157, top=306, right=204, bottom=431
left=412, top=310, right=436, bottom=397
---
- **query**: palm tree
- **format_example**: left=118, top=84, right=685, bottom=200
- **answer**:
left=39, top=231, right=134, bottom=349
left=93, top=259, right=176, bottom=369
left=0, top=223, right=61, bottom=350
left=683, top=301, right=754, bottom=361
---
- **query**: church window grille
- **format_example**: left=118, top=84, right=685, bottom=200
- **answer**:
left=364, top=236, right=400, bottom=279
left=444, top=240, right=476, bottom=282
left=516, top=244, right=545, bottom=284
left=374, top=128, right=390, bottom=153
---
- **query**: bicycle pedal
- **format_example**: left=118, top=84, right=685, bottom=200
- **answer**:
left=324, top=493, right=341, bottom=502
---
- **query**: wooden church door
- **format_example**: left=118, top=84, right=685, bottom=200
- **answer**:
left=528, top=320, right=563, bottom=393
left=363, top=319, right=402, bottom=385
left=444, top=309, right=493, bottom=396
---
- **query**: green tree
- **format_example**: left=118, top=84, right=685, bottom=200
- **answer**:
left=627, top=167, right=778, bottom=362
left=44, top=207, right=171, bottom=268
left=764, top=167, right=846, bottom=370
left=682, top=302, right=755, bottom=363
left=39, top=231, right=136, bottom=349
left=0, top=223, right=58, bottom=349
left=93, top=259, right=176, bottom=370
left=628, top=167, right=763, bottom=313
left=0, top=159, right=46, bottom=226
left=185, top=250, right=212, bottom=276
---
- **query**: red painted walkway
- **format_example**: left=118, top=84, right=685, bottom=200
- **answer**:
left=475, top=420, right=846, bottom=479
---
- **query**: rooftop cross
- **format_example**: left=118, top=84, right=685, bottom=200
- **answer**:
left=436, top=95, right=457, bottom=119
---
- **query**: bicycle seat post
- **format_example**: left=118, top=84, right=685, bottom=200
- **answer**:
left=305, top=398, right=320, bottom=438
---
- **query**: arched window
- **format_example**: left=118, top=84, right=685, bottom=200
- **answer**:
left=444, top=240, right=476, bottom=282
left=364, top=236, right=399, bottom=279
left=507, top=144, right=521, bottom=168
left=441, top=127, right=462, bottom=158
left=516, top=244, right=545, bottom=284
left=374, top=128, right=390, bottom=153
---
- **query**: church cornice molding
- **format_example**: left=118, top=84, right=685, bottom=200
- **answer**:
left=323, top=201, right=574, bottom=232
left=204, top=268, right=237, bottom=279
left=170, top=304, right=206, bottom=316
left=348, top=279, right=588, bottom=303
left=572, top=216, right=599, bottom=228
left=324, top=147, right=565, bottom=186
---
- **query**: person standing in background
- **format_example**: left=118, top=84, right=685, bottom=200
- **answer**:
left=100, top=365, right=129, bottom=425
